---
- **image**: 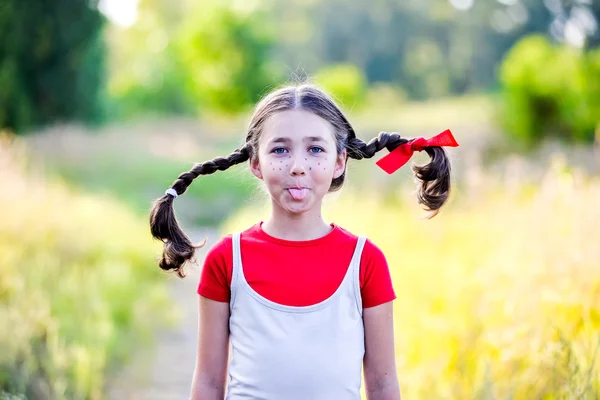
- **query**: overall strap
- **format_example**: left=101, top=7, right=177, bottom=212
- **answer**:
left=350, top=236, right=367, bottom=316
left=230, top=232, right=242, bottom=308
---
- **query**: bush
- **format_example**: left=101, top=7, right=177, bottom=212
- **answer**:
left=499, top=35, right=600, bottom=146
left=313, top=64, right=368, bottom=110
left=176, top=5, right=282, bottom=114
left=0, top=133, right=169, bottom=398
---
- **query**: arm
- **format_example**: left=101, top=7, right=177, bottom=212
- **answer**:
left=363, top=301, right=401, bottom=400
left=191, top=296, right=230, bottom=400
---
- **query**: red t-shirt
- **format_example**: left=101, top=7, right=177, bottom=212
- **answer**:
left=197, top=222, right=396, bottom=308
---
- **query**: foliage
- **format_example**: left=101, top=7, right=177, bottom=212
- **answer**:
left=176, top=4, right=283, bottom=113
left=0, top=134, right=170, bottom=398
left=105, top=0, right=196, bottom=119
left=108, top=46, right=195, bottom=119
left=101, top=0, right=600, bottom=116
left=0, top=1, right=107, bottom=132
left=313, top=64, right=368, bottom=110
left=499, top=35, right=600, bottom=146
left=223, top=157, right=600, bottom=399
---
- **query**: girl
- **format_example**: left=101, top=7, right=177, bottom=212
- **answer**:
left=149, top=84, right=457, bottom=400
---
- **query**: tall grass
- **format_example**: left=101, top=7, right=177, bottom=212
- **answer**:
left=223, top=156, right=600, bottom=399
left=24, top=122, right=258, bottom=227
left=0, top=134, right=170, bottom=399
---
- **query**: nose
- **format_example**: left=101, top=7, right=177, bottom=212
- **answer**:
left=289, top=153, right=307, bottom=176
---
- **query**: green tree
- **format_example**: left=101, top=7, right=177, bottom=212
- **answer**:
left=106, top=0, right=195, bottom=118
left=314, top=64, right=367, bottom=109
left=176, top=5, right=282, bottom=113
left=0, top=0, right=107, bottom=132
left=500, top=35, right=600, bottom=145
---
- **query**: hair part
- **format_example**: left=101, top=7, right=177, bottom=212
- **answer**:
left=149, top=83, right=453, bottom=276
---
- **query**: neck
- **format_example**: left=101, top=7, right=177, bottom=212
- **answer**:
left=262, top=199, right=332, bottom=241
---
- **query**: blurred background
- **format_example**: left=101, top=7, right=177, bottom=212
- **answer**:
left=1, top=0, right=599, bottom=398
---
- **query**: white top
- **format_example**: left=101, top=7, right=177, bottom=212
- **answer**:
left=225, top=232, right=367, bottom=400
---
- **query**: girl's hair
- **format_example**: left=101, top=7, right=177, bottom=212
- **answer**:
left=149, top=84, right=452, bottom=277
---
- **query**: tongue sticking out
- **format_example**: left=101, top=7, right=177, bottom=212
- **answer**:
left=288, top=188, right=308, bottom=200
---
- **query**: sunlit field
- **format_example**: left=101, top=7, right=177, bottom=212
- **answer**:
left=223, top=156, right=600, bottom=399
left=0, top=134, right=170, bottom=399
left=9, top=95, right=599, bottom=398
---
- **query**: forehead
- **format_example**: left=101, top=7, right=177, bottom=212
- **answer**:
left=260, top=109, right=335, bottom=144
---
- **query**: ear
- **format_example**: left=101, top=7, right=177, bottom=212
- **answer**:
left=333, top=149, right=347, bottom=179
left=249, top=155, right=263, bottom=180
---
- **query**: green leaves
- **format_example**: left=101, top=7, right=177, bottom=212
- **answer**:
left=176, top=5, right=282, bottom=113
left=500, top=35, right=600, bottom=146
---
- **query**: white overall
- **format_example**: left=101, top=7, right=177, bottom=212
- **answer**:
left=226, top=232, right=367, bottom=400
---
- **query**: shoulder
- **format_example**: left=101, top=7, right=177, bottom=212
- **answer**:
left=204, top=222, right=263, bottom=260
left=334, top=224, right=387, bottom=262
left=204, top=234, right=232, bottom=263
left=362, top=238, right=387, bottom=263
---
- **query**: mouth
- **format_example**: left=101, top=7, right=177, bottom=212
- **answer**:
left=287, top=187, right=309, bottom=200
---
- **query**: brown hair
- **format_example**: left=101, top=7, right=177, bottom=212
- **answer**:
left=149, top=84, right=452, bottom=277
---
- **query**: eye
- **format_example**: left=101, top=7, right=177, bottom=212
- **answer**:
left=272, top=147, right=287, bottom=154
left=309, top=146, right=324, bottom=154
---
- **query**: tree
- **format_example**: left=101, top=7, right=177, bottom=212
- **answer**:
left=176, top=4, right=283, bottom=113
left=0, top=0, right=107, bottom=132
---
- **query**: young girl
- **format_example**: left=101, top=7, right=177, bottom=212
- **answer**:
left=149, top=84, right=458, bottom=400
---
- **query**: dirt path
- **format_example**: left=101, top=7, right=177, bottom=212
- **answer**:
left=108, top=227, right=219, bottom=400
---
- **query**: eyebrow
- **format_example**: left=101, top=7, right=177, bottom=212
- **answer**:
left=269, top=136, right=326, bottom=144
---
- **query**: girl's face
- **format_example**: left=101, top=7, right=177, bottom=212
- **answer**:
left=250, top=109, right=346, bottom=216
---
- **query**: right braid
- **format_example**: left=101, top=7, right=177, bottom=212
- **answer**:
left=149, top=144, right=251, bottom=278
left=330, top=131, right=409, bottom=192
left=346, top=131, right=452, bottom=218
left=346, top=131, right=407, bottom=159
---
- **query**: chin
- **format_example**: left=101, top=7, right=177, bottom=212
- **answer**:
left=282, top=203, right=312, bottom=215
left=277, top=196, right=316, bottom=215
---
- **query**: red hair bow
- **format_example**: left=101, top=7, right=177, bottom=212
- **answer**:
left=375, top=129, right=459, bottom=174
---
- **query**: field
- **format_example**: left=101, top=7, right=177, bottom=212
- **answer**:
left=3, top=95, right=599, bottom=399
left=0, top=134, right=171, bottom=399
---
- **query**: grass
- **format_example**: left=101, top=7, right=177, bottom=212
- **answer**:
left=0, top=133, right=171, bottom=399
left=222, top=154, right=600, bottom=399
left=352, top=93, right=498, bottom=137
left=24, top=121, right=259, bottom=227
left=12, top=93, right=600, bottom=398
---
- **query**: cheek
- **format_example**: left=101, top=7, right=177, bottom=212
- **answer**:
left=262, top=158, right=287, bottom=182
left=309, top=155, right=338, bottom=179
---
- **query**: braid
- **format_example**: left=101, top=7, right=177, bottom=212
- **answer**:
left=346, top=131, right=407, bottom=159
left=411, top=146, right=451, bottom=217
left=330, top=131, right=409, bottom=192
left=149, top=144, right=251, bottom=277
left=171, top=145, right=250, bottom=195
left=345, top=131, right=452, bottom=218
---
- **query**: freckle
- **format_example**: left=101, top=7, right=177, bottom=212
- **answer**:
left=318, top=163, right=320, bottom=165
left=279, top=168, right=281, bottom=170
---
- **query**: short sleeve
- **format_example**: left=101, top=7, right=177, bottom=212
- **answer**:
left=360, top=239, right=396, bottom=308
left=197, top=235, right=232, bottom=303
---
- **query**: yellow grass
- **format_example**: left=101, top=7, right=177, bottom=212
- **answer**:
left=0, top=133, right=170, bottom=399
left=223, top=157, right=600, bottom=399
